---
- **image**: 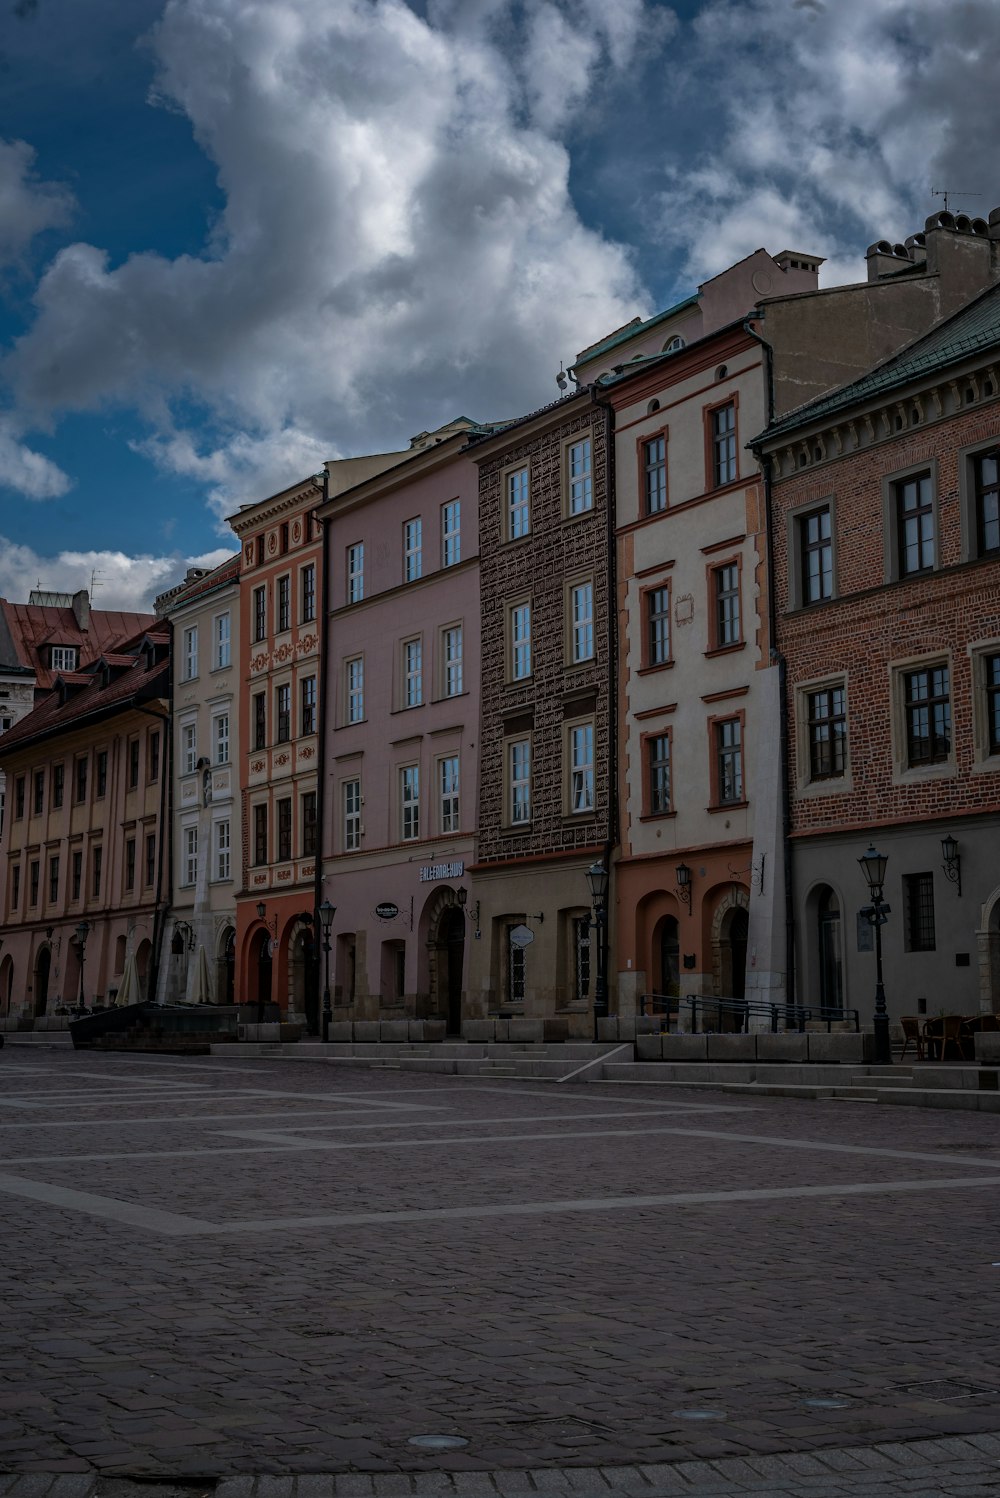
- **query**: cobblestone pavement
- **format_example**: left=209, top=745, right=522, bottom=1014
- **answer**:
left=3, top=1052, right=1000, bottom=1483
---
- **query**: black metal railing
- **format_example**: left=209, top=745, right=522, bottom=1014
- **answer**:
left=640, top=992, right=859, bottom=1034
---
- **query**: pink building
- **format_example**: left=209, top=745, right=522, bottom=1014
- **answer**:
left=318, top=420, right=486, bottom=1029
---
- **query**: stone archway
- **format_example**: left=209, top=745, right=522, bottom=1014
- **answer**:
left=218, top=926, right=236, bottom=1006
left=977, top=885, right=1000, bottom=1013
left=288, top=919, right=318, bottom=1033
left=34, top=945, right=52, bottom=1018
left=421, top=887, right=466, bottom=1027
left=708, top=885, right=750, bottom=998
left=0, top=954, right=13, bottom=1017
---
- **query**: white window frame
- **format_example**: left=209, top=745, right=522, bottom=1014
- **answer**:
left=404, top=517, right=423, bottom=582
left=343, top=777, right=361, bottom=852
left=346, top=656, right=364, bottom=724
left=439, top=755, right=460, bottom=834
left=214, top=819, right=231, bottom=882
left=183, top=626, right=198, bottom=681
left=403, top=637, right=423, bottom=708
left=347, top=542, right=364, bottom=604
left=567, top=438, right=593, bottom=515
left=443, top=624, right=463, bottom=697
left=400, top=765, right=420, bottom=842
left=214, top=611, right=231, bottom=669
left=509, top=738, right=531, bottom=825
left=442, top=500, right=461, bottom=567
left=182, top=722, right=197, bottom=776
left=570, top=580, right=594, bottom=663
left=507, top=467, right=530, bottom=539
left=510, top=601, right=531, bottom=680
left=568, top=720, right=595, bottom=814
left=213, top=711, right=230, bottom=765
left=183, top=826, right=198, bottom=887
left=50, top=646, right=78, bottom=672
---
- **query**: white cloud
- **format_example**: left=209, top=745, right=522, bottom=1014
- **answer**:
left=0, top=536, right=236, bottom=613
left=4, top=0, right=657, bottom=505
left=0, top=139, right=74, bottom=269
left=660, top=0, right=1000, bottom=289
left=0, top=418, right=71, bottom=500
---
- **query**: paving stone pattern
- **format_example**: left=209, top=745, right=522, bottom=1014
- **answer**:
left=2, top=1053, right=1000, bottom=1484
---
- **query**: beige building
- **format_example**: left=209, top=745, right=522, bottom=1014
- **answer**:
left=154, top=559, right=241, bottom=1005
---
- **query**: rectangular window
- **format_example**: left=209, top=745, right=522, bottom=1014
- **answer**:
left=567, top=438, right=593, bottom=515
left=904, top=872, right=936, bottom=952
left=404, top=638, right=423, bottom=707
left=72, top=850, right=82, bottom=901
left=253, top=585, right=267, bottom=642
left=96, top=751, right=107, bottom=797
left=507, top=467, right=529, bottom=539
left=343, top=778, right=361, bottom=851
left=439, top=755, right=460, bottom=833
left=443, top=625, right=463, bottom=697
left=215, top=819, right=231, bottom=882
left=904, top=664, right=950, bottom=766
left=92, top=845, right=103, bottom=899
left=506, top=924, right=526, bottom=1003
left=125, top=837, right=136, bottom=891
left=14, top=776, right=24, bottom=819
left=183, top=625, right=198, bottom=680
left=48, top=854, right=59, bottom=904
left=75, top=756, right=87, bottom=803
left=255, top=534, right=265, bottom=567
left=975, top=450, right=1000, bottom=555
left=301, top=563, right=316, bottom=622
left=301, top=674, right=317, bottom=735
left=442, top=500, right=461, bottom=567
left=215, top=611, right=231, bottom=668
left=404, top=517, right=423, bottom=582
left=280, top=521, right=289, bottom=554
left=985, top=653, right=1000, bottom=755
left=275, top=683, right=291, bottom=743
left=253, top=691, right=266, bottom=750
left=145, top=834, right=156, bottom=888
left=711, top=401, right=737, bottom=486
left=214, top=712, right=230, bottom=765
left=50, top=645, right=77, bottom=672
left=648, top=734, right=671, bottom=814
left=12, top=865, right=21, bottom=909
left=713, top=562, right=742, bottom=647
left=400, top=765, right=420, bottom=841
left=183, top=827, right=198, bottom=886
left=182, top=723, right=197, bottom=775
left=276, top=796, right=292, bottom=862
left=896, top=472, right=935, bottom=575
left=807, top=686, right=847, bottom=780
left=573, top=915, right=591, bottom=1003
left=52, top=763, right=64, bottom=809
left=570, top=721, right=595, bottom=813
left=253, top=804, right=268, bottom=865
left=301, top=791, right=317, bottom=857
left=348, top=542, right=364, bottom=603
left=511, top=602, right=531, bottom=680
left=509, top=738, right=531, bottom=824
left=800, top=506, right=833, bottom=604
left=277, top=575, right=291, bottom=632
left=148, top=731, right=160, bottom=782
left=30, top=860, right=39, bottom=906
left=647, top=586, right=670, bottom=665
left=644, top=434, right=667, bottom=514
left=128, top=737, right=140, bottom=789
left=33, top=769, right=43, bottom=815
left=346, top=657, right=364, bottom=723
left=570, top=581, right=594, bottom=663
left=715, top=717, right=743, bottom=804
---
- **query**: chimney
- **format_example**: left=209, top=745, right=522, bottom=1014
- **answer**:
left=865, top=240, right=912, bottom=283
left=71, top=589, right=90, bottom=632
left=922, top=207, right=999, bottom=312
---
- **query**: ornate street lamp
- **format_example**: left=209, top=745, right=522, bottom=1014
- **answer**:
left=318, top=899, right=336, bottom=1043
left=585, top=862, right=609, bottom=1039
left=858, top=843, right=892, bottom=1066
left=940, top=834, right=962, bottom=896
left=74, top=920, right=91, bottom=1014
left=674, top=861, right=693, bottom=913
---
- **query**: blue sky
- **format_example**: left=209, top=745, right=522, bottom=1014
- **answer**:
left=0, top=0, right=997, bottom=608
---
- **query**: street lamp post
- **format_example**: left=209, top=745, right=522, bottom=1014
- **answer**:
left=318, top=900, right=335, bottom=1043
left=858, top=843, right=892, bottom=1067
left=74, top=921, right=91, bottom=1014
left=585, top=862, right=609, bottom=1041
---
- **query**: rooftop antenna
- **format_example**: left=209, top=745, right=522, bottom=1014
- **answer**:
left=931, top=187, right=982, bottom=214
left=90, top=568, right=105, bottom=598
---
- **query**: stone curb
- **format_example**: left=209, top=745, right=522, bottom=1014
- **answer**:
left=3, top=1434, right=1000, bottom=1498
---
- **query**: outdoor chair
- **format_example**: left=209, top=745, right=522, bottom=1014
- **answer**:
left=899, top=1016, right=926, bottom=1062
left=939, top=1013, right=973, bottom=1062
left=978, top=1013, right=1000, bottom=1032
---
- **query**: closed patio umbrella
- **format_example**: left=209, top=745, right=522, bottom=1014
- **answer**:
left=191, top=944, right=211, bottom=1005
left=116, top=951, right=140, bottom=1007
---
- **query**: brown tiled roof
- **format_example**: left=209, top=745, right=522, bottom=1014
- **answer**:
left=0, top=623, right=170, bottom=759
left=0, top=600, right=155, bottom=690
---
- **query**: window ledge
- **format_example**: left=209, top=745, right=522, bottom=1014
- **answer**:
left=704, top=642, right=746, bottom=659
left=637, top=661, right=674, bottom=676
left=639, top=811, right=676, bottom=822
left=707, top=800, right=749, bottom=813
left=892, top=762, right=959, bottom=786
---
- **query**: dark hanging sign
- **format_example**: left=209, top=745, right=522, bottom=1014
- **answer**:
left=374, top=902, right=400, bottom=921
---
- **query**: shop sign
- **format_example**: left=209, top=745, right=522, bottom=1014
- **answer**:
left=419, top=860, right=464, bottom=882
left=509, top=924, right=534, bottom=949
left=375, top=902, right=400, bottom=921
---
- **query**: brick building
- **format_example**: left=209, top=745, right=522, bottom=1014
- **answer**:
left=468, top=391, right=612, bottom=1028
left=0, top=622, right=170, bottom=1017
left=756, top=274, right=1000, bottom=1022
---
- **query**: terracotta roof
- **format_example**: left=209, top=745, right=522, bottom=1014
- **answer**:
left=0, top=599, right=155, bottom=691
left=0, top=622, right=170, bottom=758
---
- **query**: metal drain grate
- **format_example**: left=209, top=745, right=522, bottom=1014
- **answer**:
left=901, top=1379, right=997, bottom=1402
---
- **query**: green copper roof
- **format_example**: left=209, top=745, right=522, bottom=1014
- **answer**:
left=762, top=280, right=1000, bottom=441
left=574, top=295, right=699, bottom=367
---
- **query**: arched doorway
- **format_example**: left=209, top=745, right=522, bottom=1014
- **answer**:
left=0, top=955, right=13, bottom=1017
left=34, top=946, right=51, bottom=1018
left=434, top=908, right=466, bottom=1034
left=720, top=906, right=749, bottom=1000
left=817, top=885, right=843, bottom=1015
left=220, top=927, right=236, bottom=1006
left=655, top=915, right=680, bottom=1001
left=253, top=930, right=273, bottom=1021
left=291, top=923, right=318, bottom=1033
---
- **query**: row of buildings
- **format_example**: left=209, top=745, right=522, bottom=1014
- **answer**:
left=2, top=203, right=1000, bottom=1032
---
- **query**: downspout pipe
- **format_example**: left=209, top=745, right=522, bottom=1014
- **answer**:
left=744, top=314, right=795, bottom=1013
left=131, top=689, right=172, bottom=1009
left=589, top=381, right=618, bottom=1013
left=313, top=470, right=332, bottom=1037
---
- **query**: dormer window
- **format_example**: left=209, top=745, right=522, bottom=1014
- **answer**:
left=50, top=646, right=77, bottom=672
left=663, top=336, right=686, bottom=353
